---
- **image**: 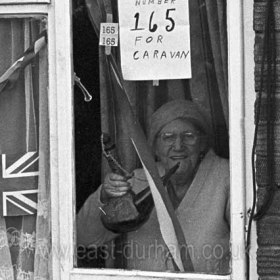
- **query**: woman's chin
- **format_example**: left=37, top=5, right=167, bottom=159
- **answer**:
left=169, top=159, right=190, bottom=171
left=173, top=164, right=190, bottom=175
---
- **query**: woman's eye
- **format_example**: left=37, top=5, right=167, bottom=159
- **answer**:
left=162, top=133, right=176, bottom=142
left=183, top=132, right=194, bottom=139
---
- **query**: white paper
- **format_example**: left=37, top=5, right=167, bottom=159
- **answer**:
left=118, top=0, right=191, bottom=81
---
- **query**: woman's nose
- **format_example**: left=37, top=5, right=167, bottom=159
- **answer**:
left=173, top=136, right=184, bottom=150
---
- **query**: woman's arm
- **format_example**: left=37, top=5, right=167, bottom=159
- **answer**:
left=77, top=187, right=119, bottom=248
left=76, top=168, right=150, bottom=247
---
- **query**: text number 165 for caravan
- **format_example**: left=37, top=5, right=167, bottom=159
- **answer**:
left=118, top=0, right=192, bottom=81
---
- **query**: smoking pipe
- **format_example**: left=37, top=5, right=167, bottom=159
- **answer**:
left=100, top=133, right=179, bottom=233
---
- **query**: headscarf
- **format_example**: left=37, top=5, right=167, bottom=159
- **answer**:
left=148, top=100, right=212, bottom=148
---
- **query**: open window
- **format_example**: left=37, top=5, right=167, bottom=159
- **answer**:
left=75, top=0, right=230, bottom=273
left=73, top=1, right=247, bottom=280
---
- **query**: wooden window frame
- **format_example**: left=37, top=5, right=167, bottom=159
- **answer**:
left=0, top=1, right=256, bottom=279
left=1, top=0, right=50, bottom=4
left=243, top=0, right=258, bottom=280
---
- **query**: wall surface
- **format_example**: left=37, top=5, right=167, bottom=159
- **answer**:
left=254, top=0, right=280, bottom=278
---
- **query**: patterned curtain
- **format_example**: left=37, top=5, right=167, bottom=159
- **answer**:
left=0, top=17, right=51, bottom=280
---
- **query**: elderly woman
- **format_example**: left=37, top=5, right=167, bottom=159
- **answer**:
left=77, top=100, right=230, bottom=274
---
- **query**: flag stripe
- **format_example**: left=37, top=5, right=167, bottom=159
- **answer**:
left=3, top=152, right=36, bottom=174
left=6, top=196, right=36, bottom=213
left=131, top=139, right=184, bottom=271
left=15, top=156, right=39, bottom=174
left=5, top=197, right=34, bottom=215
left=0, top=30, right=47, bottom=90
left=107, top=56, right=193, bottom=272
left=12, top=154, right=38, bottom=175
left=5, top=190, right=38, bottom=195
left=34, top=36, right=46, bottom=54
left=2, top=152, right=39, bottom=178
left=5, top=191, right=37, bottom=209
left=11, top=193, right=37, bottom=209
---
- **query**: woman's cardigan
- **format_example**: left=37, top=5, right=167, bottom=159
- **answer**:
left=77, top=149, right=230, bottom=274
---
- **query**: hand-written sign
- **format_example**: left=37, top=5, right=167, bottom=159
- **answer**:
left=118, top=0, right=191, bottom=81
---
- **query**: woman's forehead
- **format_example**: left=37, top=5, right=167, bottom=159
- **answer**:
left=160, top=119, right=197, bottom=133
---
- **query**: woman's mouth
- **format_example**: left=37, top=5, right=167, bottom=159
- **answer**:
left=170, top=155, right=188, bottom=160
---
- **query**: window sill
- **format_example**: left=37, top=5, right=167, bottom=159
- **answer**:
left=71, top=268, right=231, bottom=280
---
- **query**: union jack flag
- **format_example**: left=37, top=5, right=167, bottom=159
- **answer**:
left=0, top=151, right=38, bottom=216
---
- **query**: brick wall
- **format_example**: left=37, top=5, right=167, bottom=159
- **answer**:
left=254, top=0, right=280, bottom=278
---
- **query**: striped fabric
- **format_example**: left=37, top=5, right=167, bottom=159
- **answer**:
left=0, top=30, right=47, bottom=94
left=108, top=56, right=194, bottom=272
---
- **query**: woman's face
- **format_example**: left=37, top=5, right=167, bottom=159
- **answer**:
left=155, top=119, right=206, bottom=177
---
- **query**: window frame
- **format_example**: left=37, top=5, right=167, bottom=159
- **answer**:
left=0, top=4, right=48, bottom=14
left=0, top=0, right=254, bottom=279
left=243, top=0, right=258, bottom=279
left=1, top=0, right=50, bottom=4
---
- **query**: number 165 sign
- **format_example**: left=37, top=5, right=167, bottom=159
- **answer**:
left=118, top=0, right=191, bottom=81
left=100, top=23, right=119, bottom=46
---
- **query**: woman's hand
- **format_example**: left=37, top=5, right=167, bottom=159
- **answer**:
left=100, top=173, right=132, bottom=203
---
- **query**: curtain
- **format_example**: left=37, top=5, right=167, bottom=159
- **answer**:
left=0, top=18, right=24, bottom=280
left=33, top=25, right=51, bottom=280
left=85, top=0, right=228, bottom=268
left=191, top=0, right=228, bottom=158
left=85, top=0, right=228, bottom=177
left=0, top=17, right=50, bottom=280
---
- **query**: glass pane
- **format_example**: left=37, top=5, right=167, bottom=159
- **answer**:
left=0, top=16, right=50, bottom=279
left=74, top=0, right=230, bottom=275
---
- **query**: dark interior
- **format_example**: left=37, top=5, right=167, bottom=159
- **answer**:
left=73, top=0, right=101, bottom=212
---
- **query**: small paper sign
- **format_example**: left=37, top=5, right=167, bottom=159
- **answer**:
left=118, top=0, right=191, bottom=81
left=99, top=23, right=119, bottom=47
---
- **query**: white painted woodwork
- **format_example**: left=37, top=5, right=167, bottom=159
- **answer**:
left=243, top=0, right=258, bottom=280
left=1, top=0, right=49, bottom=4
left=228, top=1, right=247, bottom=280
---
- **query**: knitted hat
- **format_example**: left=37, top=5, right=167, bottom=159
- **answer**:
left=148, top=100, right=212, bottom=148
